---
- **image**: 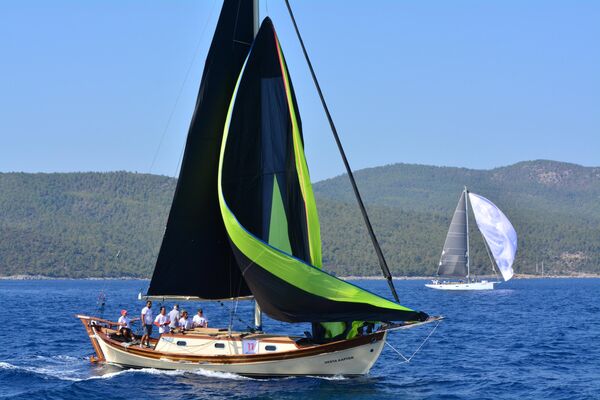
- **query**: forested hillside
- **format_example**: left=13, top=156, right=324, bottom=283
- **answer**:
left=1, top=160, right=599, bottom=278
left=0, top=172, right=174, bottom=277
left=316, top=160, right=600, bottom=276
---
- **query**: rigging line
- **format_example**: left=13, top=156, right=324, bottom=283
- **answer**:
left=482, top=234, right=500, bottom=280
left=219, top=300, right=254, bottom=332
left=172, top=143, right=186, bottom=178
left=384, top=340, right=409, bottom=363
left=283, top=0, right=400, bottom=302
left=149, top=0, right=218, bottom=174
left=385, top=320, right=441, bottom=363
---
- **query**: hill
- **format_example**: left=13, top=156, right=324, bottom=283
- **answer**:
left=1, top=160, right=599, bottom=278
left=315, top=160, right=600, bottom=276
left=0, top=172, right=174, bottom=278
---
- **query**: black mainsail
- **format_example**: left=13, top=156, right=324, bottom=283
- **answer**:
left=148, top=0, right=254, bottom=300
left=437, top=189, right=469, bottom=278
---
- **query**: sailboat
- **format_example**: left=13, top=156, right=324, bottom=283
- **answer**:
left=425, top=187, right=517, bottom=291
left=77, top=0, right=440, bottom=376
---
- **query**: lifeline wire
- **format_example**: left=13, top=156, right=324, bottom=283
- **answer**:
left=385, top=320, right=441, bottom=363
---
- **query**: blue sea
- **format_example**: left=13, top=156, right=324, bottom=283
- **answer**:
left=0, top=278, right=598, bottom=399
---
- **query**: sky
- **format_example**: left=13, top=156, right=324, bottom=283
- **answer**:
left=0, top=1, right=598, bottom=181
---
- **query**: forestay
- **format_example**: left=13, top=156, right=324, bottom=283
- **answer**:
left=468, top=193, right=517, bottom=281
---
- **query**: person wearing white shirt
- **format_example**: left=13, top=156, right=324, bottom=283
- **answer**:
left=140, top=301, right=153, bottom=347
left=117, top=309, right=138, bottom=342
left=168, top=304, right=180, bottom=331
left=192, top=308, right=208, bottom=328
left=154, top=306, right=171, bottom=335
left=178, top=310, right=193, bottom=331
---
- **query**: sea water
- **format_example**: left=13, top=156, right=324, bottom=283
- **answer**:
left=0, top=278, right=598, bottom=399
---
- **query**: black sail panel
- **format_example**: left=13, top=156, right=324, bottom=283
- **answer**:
left=220, top=18, right=319, bottom=268
left=234, top=249, right=426, bottom=323
left=218, top=19, right=428, bottom=323
left=438, top=191, right=469, bottom=277
left=148, top=0, right=253, bottom=299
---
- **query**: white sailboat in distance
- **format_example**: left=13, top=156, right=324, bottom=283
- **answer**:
left=425, top=187, right=517, bottom=291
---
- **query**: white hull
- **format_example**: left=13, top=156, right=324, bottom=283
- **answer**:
left=425, top=280, right=497, bottom=291
left=95, top=332, right=386, bottom=376
left=79, top=316, right=388, bottom=377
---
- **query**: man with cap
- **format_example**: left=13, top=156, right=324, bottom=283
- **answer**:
left=117, top=310, right=138, bottom=342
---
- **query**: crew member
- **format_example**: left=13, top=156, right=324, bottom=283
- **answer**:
left=117, top=310, right=137, bottom=342
left=192, top=308, right=208, bottom=328
left=154, top=306, right=171, bottom=335
left=140, top=301, right=153, bottom=347
left=178, top=310, right=193, bottom=331
left=168, top=304, right=180, bottom=332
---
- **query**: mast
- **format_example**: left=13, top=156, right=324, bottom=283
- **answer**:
left=253, top=0, right=259, bottom=35
left=465, top=186, right=470, bottom=282
left=252, top=0, right=263, bottom=332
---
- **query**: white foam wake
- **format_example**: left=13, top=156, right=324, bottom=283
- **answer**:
left=0, top=361, right=85, bottom=382
left=1, top=360, right=252, bottom=382
left=1, top=360, right=345, bottom=382
left=309, top=375, right=348, bottom=381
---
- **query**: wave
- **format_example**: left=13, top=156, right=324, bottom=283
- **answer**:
left=0, top=361, right=251, bottom=382
left=0, top=361, right=85, bottom=382
left=308, top=375, right=348, bottom=381
left=87, top=367, right=250, bottom=381
left=1, top=358, right=356, bottom=383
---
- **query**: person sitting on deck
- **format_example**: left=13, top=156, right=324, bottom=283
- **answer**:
left=192, top=308, right=208, bottom=328
left=178, top=310, right=193, bottom=332
left=140, top=301, right=153, bottom=348
left=117, top=310, right=137, bottom=342
left=154, top=306, right=171, bottom=335
left=168, top=304, right=180, bottom=333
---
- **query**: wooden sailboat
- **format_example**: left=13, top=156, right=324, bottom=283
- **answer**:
left=425, top=187, right=518, bottom=291
left=78, top=0, right=439, bottom=376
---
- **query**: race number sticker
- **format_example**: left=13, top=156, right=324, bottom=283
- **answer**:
left=242, top=339, right=258, bottom=354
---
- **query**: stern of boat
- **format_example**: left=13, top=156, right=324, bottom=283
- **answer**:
left=77, top=315, right=107, bottom=363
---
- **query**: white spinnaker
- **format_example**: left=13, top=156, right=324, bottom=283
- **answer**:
left=468, top=193, right=517, bottom=281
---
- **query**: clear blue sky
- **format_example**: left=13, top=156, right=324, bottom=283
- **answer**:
left=1, top=1, right=598, bottom=181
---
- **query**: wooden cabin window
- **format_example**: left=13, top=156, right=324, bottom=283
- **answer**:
left=214, top=343, right=225, bottom=349
left=176, top=341, right=187, bottom=346
left=265, top=345, right=277, bottom=351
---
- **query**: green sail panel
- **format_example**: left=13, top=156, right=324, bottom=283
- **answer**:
left=268, top=177, right=292, bottom=254
left=218, top=18, right=428, bottom=323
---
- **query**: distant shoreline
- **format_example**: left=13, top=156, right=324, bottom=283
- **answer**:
left=0, top=275, right=149, bottom=281
left=340, top=274, right=600, bottom=280
left=1, top=273, right=599, bottom=281
left=341, top=273, right=600, bottom=279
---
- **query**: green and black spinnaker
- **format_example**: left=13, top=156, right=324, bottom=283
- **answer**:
left=148, top=0, right=254, bottom=300
left=218, top=18, right=428, bottom=323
